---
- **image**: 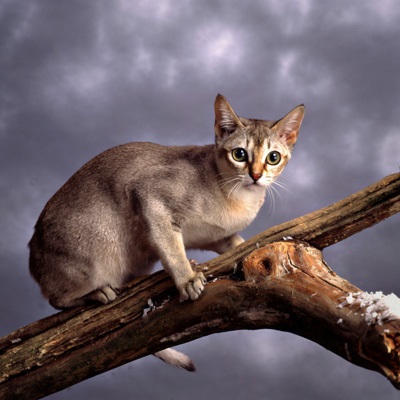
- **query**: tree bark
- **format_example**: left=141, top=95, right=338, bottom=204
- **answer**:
left=0, top=173, right=399, bottom=399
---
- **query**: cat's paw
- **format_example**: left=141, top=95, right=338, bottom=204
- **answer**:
left=179, top=272, right=207, bottom=302
left=88, top=286, right=117, bottom=304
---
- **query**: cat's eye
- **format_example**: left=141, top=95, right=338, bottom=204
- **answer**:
left=266, top=151, right=281, bottom=165
left=231, top=148, right=248, bottom=162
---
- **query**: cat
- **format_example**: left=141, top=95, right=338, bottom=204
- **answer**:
left=29, top=94, right=305, bottom=370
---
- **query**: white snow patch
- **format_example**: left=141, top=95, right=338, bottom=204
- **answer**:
left=283, top=236, right=293, bottom=241
left=233, top=262, right=238, bottom=274
left=338, top=291, right=400, bottom=325
left=142, top=297, right=170, bottom=318
left=142, top=299, right=155, bottom=318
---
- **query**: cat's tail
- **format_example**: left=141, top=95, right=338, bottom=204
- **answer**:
left=153, top=348, right=195, bottom=372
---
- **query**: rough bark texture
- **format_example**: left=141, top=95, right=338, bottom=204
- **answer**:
left=0, top=173, right=399, bottom=399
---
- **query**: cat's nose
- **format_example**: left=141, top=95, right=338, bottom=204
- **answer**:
left=250, top=172, right=262, bottom=182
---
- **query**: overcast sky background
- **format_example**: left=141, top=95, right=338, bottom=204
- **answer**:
left=1, top=1, right=399, bottom=399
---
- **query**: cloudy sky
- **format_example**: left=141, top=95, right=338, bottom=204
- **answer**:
left=1, top=0, right=399, bottom=398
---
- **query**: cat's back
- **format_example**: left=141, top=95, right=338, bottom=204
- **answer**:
left=37, top=141, right=215, bottom=218
left=72, top=141, right=213, bottom=178
left=40, top=142, right=160, bottom=208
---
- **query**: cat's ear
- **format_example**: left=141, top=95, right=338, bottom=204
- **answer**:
left=274, top=104, right=305, bottom=148
left=214, top=94, right=243, bottom=139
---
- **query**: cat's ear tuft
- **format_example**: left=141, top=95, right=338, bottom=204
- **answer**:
left=214, top=94, right=243, bottom=139
left=274, top=104, right=305, bottom=148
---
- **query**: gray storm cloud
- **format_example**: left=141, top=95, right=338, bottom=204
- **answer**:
left=1, top=1, right=399, bottom=399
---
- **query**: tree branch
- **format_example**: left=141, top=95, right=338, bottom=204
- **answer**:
left=203, top=172, right=400, bottom=276
left=1, top=173, right=399, bottom=399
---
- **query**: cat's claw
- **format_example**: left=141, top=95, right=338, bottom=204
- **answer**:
left=189, top=259, right=199, bottom=270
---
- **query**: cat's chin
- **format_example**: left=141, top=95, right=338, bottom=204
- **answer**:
left=245, top=182, right=269, bottom=191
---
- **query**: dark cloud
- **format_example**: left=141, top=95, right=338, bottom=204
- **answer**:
left=1, top=1, right=399, bottom=399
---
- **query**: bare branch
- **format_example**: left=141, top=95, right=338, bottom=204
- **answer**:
left=0, top=173, right=399, bottom=399
left=204, top=172, right=400, bottom=277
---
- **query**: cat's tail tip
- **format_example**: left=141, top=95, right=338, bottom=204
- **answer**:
left=154, top=348, right=196, bottom=372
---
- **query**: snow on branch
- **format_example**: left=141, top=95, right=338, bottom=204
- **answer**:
left=339, top=291, right=400, bottom=326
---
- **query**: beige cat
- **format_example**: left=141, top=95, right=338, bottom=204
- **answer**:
left=29, top=94, right=304, bottom=370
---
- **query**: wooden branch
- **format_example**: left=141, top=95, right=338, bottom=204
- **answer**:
left=203, top=172, right=400, bottom=276
left=242, top=241, right=400, bottom=387
left=0, top=173, right=399, bottom=399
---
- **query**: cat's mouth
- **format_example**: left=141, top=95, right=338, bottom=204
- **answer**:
left=246, top=181, right=268, bottom=190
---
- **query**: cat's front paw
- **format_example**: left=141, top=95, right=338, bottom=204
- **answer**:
left=179, top=272, right=207, bottom=302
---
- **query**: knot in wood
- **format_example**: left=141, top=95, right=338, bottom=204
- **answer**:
left=242, top=240, right=328, bottom=283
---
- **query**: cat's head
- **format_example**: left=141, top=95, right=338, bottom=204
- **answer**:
left=214, top=94, right=304, bottom=196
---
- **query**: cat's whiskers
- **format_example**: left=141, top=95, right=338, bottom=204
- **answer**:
left=228, top=180, right=245, bottom=201
left=271, top=179, right=291, bottom=196
left=265, top=179, right=291, bottom=216
left=265, top=184, right=277, bottom=216
left=218, top=174, right=244, bottom=187
left=217, top=173, right=246, bottom=201
left=265, top=179, right=280, bottom=216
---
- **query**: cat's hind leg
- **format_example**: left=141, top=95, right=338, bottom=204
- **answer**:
left=81, top=285, right=118, bottom=305
left=37, top=255, right=122, bottom=309
left=49, top=285, right=118, bottom=310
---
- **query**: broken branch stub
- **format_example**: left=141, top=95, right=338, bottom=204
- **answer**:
left=241, top=241, right=400, bottom=389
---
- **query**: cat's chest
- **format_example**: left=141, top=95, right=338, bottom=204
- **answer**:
left=220, top=192, right=265, bottom=231
left=182, top=189, right=265, bottom=246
